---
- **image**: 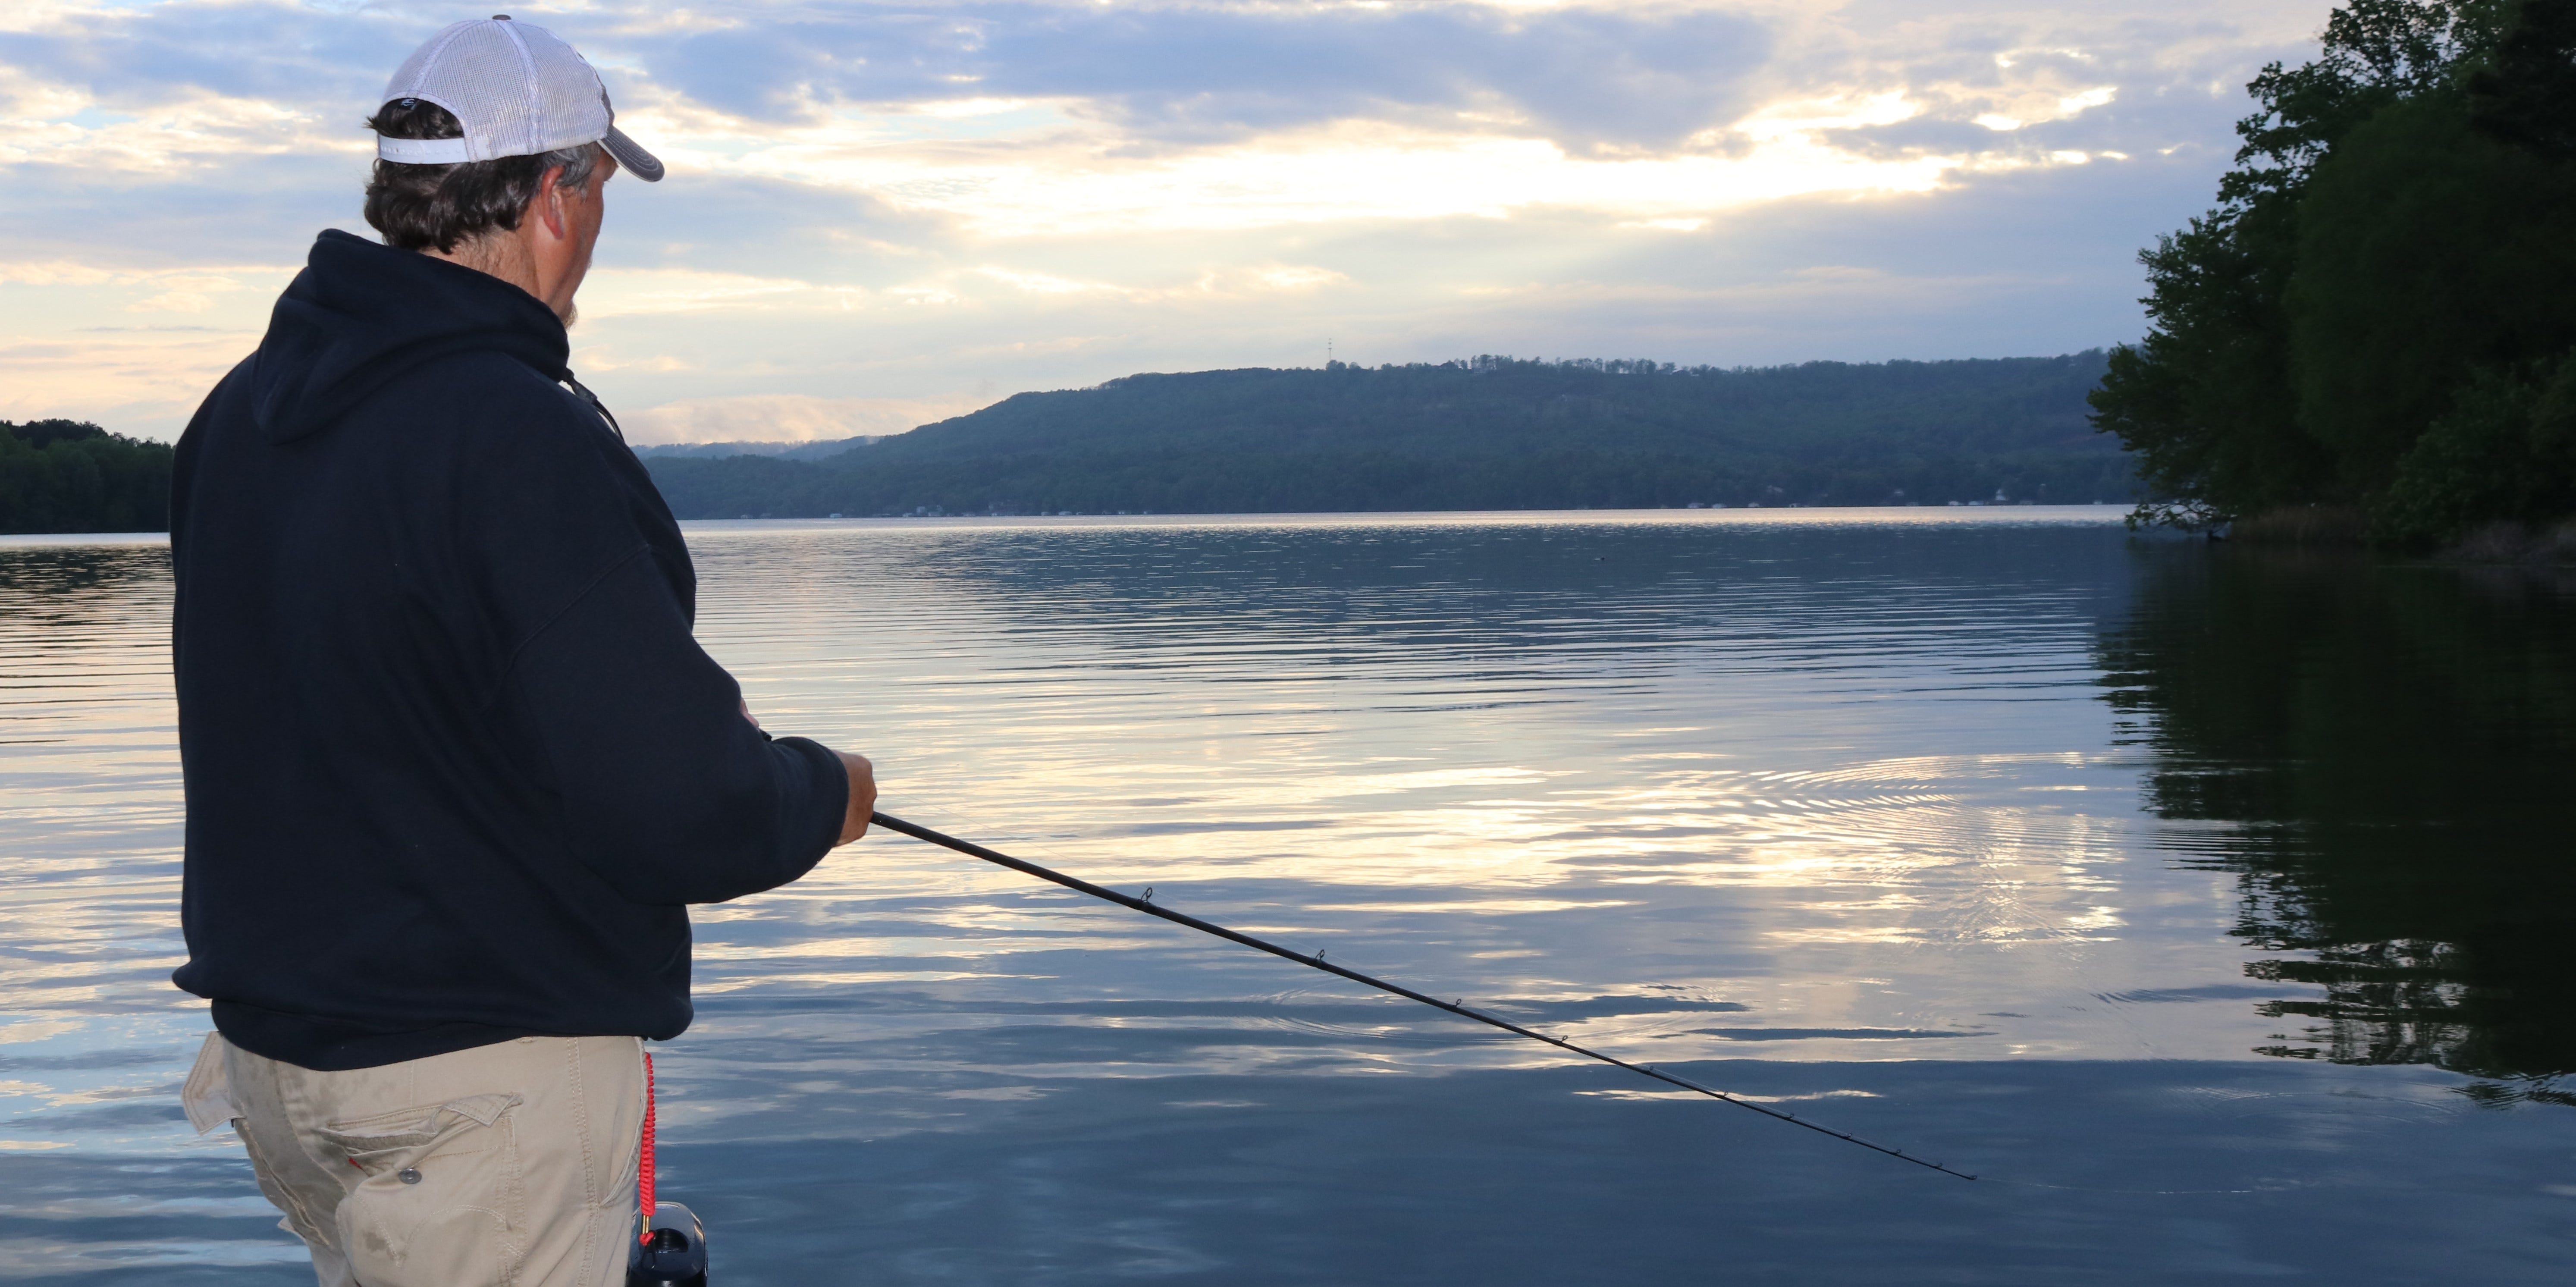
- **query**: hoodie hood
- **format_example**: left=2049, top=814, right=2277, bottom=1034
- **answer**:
left=251, top=229, right=571, bottom=443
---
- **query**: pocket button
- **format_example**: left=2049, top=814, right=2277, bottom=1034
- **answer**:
left=397, top=1168, right=422, bottom=1185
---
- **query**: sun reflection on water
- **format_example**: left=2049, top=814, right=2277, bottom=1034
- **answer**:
left=0, top=513, right=2307, bottom=1152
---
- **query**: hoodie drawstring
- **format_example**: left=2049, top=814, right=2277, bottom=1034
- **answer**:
left=565, top=375, right=626, bottom=443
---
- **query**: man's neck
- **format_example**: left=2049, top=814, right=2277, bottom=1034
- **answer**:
left=425, top=233, right=575, bottom=325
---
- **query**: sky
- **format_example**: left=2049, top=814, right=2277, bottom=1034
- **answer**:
left=0, top=0, right=2331, bottom=444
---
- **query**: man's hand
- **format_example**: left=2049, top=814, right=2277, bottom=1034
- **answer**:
left=835, top=751, right=877, bottom=845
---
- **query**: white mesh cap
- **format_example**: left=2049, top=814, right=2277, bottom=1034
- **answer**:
left=377, top=16, right=663, bottom=182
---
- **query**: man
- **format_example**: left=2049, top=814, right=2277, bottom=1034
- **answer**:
left=166, top=18, right=875, bottom=1286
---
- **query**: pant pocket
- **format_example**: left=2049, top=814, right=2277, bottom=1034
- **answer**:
left=234, top=1114, right=333, bottom=1248
left=180, top=1032, right=240, bottom=1134
left=315, top=1093, right=527, bottom=1287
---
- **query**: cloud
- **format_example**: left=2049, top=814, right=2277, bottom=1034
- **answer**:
left=579, top=266, right=868, bottom=319
left=779, top=116, right=1977, bottom=236
left=0, top=325, right=256, bottom=427
left=0, top=0, right=2336, bottom=440
left=645, top=3, right=1775, bottom=151
left=0, top=0, right=403, bottom=114
left=621, top=392, right=993, bottom=444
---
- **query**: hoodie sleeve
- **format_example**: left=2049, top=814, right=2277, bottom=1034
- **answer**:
left=454, top=370, right=849, bottom=906
left=501, top=548, right=848, bottom=905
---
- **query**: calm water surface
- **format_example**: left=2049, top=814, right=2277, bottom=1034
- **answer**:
left=3, top=509, right=2573, bottom=1283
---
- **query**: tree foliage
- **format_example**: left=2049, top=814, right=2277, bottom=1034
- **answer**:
left=2470, top=0, right=2576, bottom=156
left=0, top=420, right=174, bottom=535
left=2375, top=357, right=2576, bottom=543
left=644, top=354, right=2132, bottom=519
left=2091, top=0, right=2576, bottom=544
left=2290, top=93, right=2576, bottom=493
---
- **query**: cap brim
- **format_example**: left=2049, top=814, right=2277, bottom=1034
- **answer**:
left=603, top=125, right=664, bottom=182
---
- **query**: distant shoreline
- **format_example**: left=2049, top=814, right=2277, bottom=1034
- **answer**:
left=0, top=505, right=2140, bottom=548
left=671, top=504, right=2136, bottom=531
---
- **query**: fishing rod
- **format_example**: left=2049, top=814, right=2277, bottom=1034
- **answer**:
left=869, top=810, right=1977, bottom=1182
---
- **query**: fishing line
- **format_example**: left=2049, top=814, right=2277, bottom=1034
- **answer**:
left=870, top=810, right=1979, bottom=1182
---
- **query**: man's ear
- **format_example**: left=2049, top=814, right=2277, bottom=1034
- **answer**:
left=534, top=167, right=568, bottom=240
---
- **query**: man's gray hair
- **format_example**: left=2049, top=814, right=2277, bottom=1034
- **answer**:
left=363, top=98, right=609, bottom=254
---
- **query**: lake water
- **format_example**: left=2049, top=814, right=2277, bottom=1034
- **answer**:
left=3, top=509, right=2573, bottom=1284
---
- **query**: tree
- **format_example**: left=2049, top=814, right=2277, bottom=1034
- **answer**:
left=2288, top=93, right=2576, bottom=495
left=2470, top=0, right=2576, bottom=157
left=2087, top=0, right=2560, bottom=535
left=0, top=420, right=175, bottom=534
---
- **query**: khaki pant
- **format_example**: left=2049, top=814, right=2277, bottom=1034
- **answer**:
left=185, top=1031, right=646, bottom=1287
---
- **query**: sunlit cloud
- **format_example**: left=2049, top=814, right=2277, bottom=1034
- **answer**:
left=755, top=120, right=1970, bottom=235
left=579, top=267, right=869, bottom=317
left=0, top=89, right=357, bottom=173
left=620, top=392, right=992, bottom=444
left=0, top=326, right=259, bottom=426
left=0, top=0, right=2334, bottom=439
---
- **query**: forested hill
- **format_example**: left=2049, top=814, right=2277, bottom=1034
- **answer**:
left=643, top=353, right=2127, bottom=518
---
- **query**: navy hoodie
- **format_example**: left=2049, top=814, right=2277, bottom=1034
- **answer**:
left=169, top=229, right=848, bottom=1070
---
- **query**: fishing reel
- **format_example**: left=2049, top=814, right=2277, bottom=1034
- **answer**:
left=627, top=1202, right=709, bottom=1287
